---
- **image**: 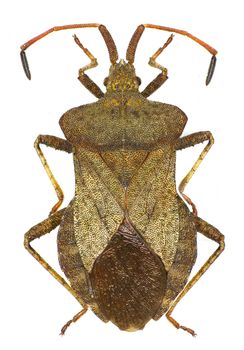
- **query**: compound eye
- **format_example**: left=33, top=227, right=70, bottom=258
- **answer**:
left=136, top=76, right=141, bottom=86
left=103, top=77, right=109, bottom=86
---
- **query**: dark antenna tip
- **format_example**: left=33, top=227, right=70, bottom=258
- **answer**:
left=20, top=50, right=31, bottom=80
left=206, top=55, right=217, bottom=86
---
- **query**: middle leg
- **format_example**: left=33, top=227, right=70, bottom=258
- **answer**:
left=176, top=131, right=214, bottom=215
left=34, top=135, right=72, bottom=215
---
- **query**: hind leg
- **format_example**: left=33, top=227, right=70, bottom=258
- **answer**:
left=165, top=216, right=224, bottom=336
left=24, top=208, right=88, bottom=334
left=60, top=307, right=88, bottom=335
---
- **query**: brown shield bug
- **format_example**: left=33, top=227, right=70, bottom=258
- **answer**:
left=21, top=23, right=224, bottom=336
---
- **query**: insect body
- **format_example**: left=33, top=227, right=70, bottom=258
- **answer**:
left=22, top=24, right=224, bottom=336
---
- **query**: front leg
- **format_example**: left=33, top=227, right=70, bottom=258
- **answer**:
left=34, top=135, right=72, bottom=215
left=141, top=34, right=173, bottom=97
left=176, top=131, right=214, bottom=215
left=73, top=34, right=104, bottom=98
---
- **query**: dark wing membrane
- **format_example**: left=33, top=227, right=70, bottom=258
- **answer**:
left=90, top=218, right=167, bottom=331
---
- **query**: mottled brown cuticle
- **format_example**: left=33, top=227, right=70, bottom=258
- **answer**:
left=23, top=26, right=223, bottom=335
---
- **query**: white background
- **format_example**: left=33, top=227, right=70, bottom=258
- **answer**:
left=1, top=0, right=243, bottom=349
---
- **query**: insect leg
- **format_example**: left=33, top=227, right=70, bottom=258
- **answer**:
left=60, top=307, right=88, bottom=335
left=141, top=34, right=173, bottom=97
left=166, top=216, right=224, bottom=336
left=72, top=34, right=104, bottom=98
left=127, top=24, right=217, bottom=86
left=78, top=73, right=104, bottom=98
left=140, top=72, right=168, bottom=98
left=72, top=24, right=119, bottom=97
left=34, top=135, right=72, bottom=215
left=20, top=24, right=118, bottom=89
left=176, top=131, right=214, bottom=215
left=24, top=208, right=87, bottom=307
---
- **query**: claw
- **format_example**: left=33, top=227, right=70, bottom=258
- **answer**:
left=166, top=314, right=197, bottom=337
left=180, top=325, right=197, bottom=337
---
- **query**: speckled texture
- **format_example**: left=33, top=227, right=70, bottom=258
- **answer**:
left=71, top=145, right=182, bottom=273
left=57, top=203, right=92, bottom=304
left=56, top=62, right=202, bottom=330
left=90, top=218, right=167, bottom=330
left=59, top=70, right=187, bottom=152
left=23, top=36, right=223, bottom=333
left=57, top=202, right=108, bottom=322
left=154, top=199, right=197, bottom=319
left=60, top=64, right=188, bottom=273
left=128, top=146, right=179, bottom=271
left=73, top=149, right=124, bottom=272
